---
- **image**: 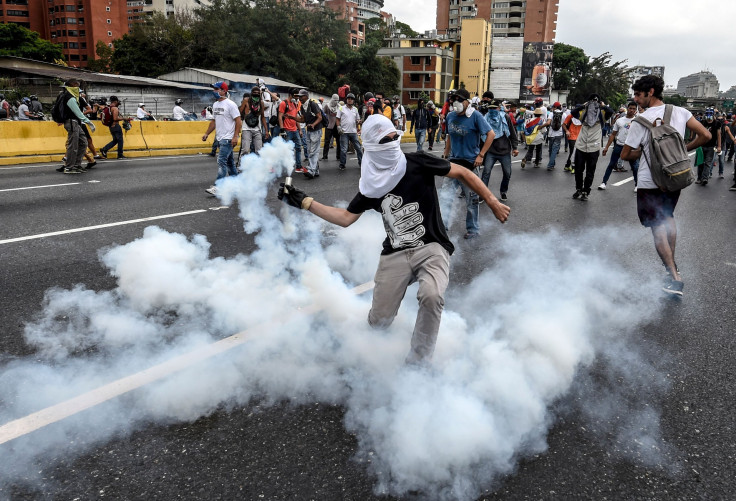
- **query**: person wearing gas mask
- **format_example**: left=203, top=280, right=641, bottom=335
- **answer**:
left=696, top=108, right=721, bottom=185
left=479, top=91, right=518, bottom=202
left=426, top=101, right=440, bottom=151
left=239, top=86, right=269, bottom=158
left=277, top=114, right=509, bottom=364
left=172, top=99, right=186, bottom=121
left=569, top=94, right=614, bottom=201
left=410, top=99, right=430, bottom=152
left=442, top=87, right=495, bottom=239
left=322, top=94, right=341, bottom=161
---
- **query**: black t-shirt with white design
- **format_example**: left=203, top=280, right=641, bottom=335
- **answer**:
left=347, top=152, right=454, bottom=256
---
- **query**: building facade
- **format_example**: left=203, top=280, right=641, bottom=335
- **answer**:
left=676, top=71, right=720, bottom=98
left=324, top=0, right=386, bottom=47
left=378, top=36, right=456, bottom=105
left=457, top=18, right=491, bottom=98
left=1, top=0, right=129, bottom=68
left=436, top=0, right=557, bottom=42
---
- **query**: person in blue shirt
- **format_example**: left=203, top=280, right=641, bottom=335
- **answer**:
left=441, top=88, right=494, bottom=239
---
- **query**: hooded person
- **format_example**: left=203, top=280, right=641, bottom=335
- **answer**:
left=569, top=94, right=615, bottom=200
left=278, top=114, right=510, bottom=364
left=480, top=93, right=519, bottom=201
left=322, top=93, right=341, bottom=161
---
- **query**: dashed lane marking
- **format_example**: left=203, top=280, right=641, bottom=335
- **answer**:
left=0, top=281, right=375, bottom=445
left=0, top=209, right=208, bottom=245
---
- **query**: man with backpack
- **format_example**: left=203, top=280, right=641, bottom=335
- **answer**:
left=621, top=75, right=711, bottom=297
left=239, top=86, right=269, bottom=158
left=296, top=89, right=323, bottom=179
left=99, top=96, right=127, bottom=159
left=545, top=102, right=564, bottom=170
left=52, top=79, right=95, bottom=174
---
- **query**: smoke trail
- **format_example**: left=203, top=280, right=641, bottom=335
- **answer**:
left=0, top=140, right=674, bottom=499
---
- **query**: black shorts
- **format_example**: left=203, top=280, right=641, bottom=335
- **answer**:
left=81, top=123, right=91, bottom=139
left=636, top=188, right=681, bottom=227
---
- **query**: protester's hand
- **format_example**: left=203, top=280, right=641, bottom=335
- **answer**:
left=602, top=147, right=608, bottom=156
left=717, top=147, right=722, bottom=153
left=231, top=137, right=238, bottom=147
left=511, top=149, right=519, bottom=157
left=488, top=199, right=511, bottom=224
left=337, top=126, right=344, bottom=135
left=278, top=182, right=310, bottom=209
left=202, top=134, right=208, bottom=142
left=474, top=154, right=484, bottom=168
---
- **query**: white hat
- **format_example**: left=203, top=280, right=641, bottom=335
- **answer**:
left=138, top=103, right=145, bottom=107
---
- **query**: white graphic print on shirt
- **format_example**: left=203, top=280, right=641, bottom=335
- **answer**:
left=380, top=194, right=425, bottom=249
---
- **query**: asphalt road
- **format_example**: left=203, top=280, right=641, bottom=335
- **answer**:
left=0, top=141, right=734, bottom=500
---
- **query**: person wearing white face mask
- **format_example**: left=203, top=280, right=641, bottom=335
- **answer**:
left=277, top=114, right=509, bottom=364
left=441, top=87, right=495, bottom=239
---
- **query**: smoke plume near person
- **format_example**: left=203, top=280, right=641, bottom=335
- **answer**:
left=0, top=139, right=674, bottom=499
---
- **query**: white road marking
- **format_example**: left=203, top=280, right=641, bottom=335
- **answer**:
left=0, top=209, right=208, bottom=245
left=0, top=182, right=81, bottom=193
left=612, top=177, right=635, bottom=186
left=726, top=262, right=736, bottom=268
left=0, top=281, right=375, bottom=445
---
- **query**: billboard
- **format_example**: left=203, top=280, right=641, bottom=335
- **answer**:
left=519, top=42, right=554, bottom=102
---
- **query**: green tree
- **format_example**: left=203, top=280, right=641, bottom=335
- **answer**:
left=552, top=43, right=630, bottom=106
left=0, top=23, right=63, bottom=62
left=87, top=41, right=113, bottom=73
left=395, top=21, right=419, bottom=37
left=364, top=18, right=389, bottom=46
left=664, top=94, right=688, bottom=107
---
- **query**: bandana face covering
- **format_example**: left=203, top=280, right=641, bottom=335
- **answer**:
left=584, top=101, right=600, bottom=127
left=359, top=115, right=407, bottom=199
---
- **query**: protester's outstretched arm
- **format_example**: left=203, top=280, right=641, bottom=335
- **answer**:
left=278, top=183, right=361, bottom=227
left=446, top=164, right=509, bottom=223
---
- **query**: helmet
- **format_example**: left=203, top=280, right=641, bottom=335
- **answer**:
left=138, top=102, right=145, bottom=107
left=346, top=93, right=355, bottom=100
left=22, top=97, right=31, bottom=105
left=363, top=91, right=374, bottom=101
left=30, top=95, right=38, bottom=101
left=175, top=99, right=183, bottom=105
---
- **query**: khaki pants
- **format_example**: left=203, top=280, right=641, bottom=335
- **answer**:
left=64, top=120, right=88, bottom=169
left=368, top=243, right=450, bottom=364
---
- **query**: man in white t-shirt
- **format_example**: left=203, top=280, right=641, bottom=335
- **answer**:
left=622, top=75, right=710, bottom=297
left=202, top=81, right=242, bottom=196
left=599, top=101, right=638, bottom=190
left=335, top=92, right=363, bottom=170
left=172, top=99, right=186, bottom=121
left=136, top=103, right=153, bottom=120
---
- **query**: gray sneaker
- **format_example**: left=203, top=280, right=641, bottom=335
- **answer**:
left=662, top=278, right=684, bottom=297
left=205, top=186, right=217, bottom=196
left=63, top=168, right=82, bottom=174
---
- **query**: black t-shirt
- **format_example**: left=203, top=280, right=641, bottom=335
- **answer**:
left=347, top=152, right=454, bottom=256
left=705, top=120, right=720, bottom=147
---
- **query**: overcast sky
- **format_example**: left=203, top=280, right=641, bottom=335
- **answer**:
left=383, top=0, right=735, bottom=91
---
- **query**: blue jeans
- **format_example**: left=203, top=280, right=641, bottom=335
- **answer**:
left=215, top=139, right=238, bottom=182
left=284, top=130, right=302, bottom=169
left=414, top=128, right=426, bottom=151
left=547, top=136, right=562, bottom=168
left=482, top=152, right=512, bottom=194
left=339, top=132, right=363, bottom=167
left=103, top=123, right=124, bottom=157
left=440, top=160, right=480, bottom=235
left=602, top=143, right=639, bottom=184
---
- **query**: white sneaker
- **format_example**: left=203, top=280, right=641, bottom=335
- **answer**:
left=634, top=186, right=638, bottom=193
left=205, top=185, right=217, bottom=195
left=598, top=183, right=606, bottom=190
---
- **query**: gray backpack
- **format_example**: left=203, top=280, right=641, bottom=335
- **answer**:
left=633, top=104, right=694, bottom=191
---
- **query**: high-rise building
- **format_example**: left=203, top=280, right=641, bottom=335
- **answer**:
left=324, top=0, right=387, bottom=47
left=1, top=0, right=129, bottom=68
left=628, top=66, right=665, bottom=95
left=676, top=71, right=719, bottom=98
left=436, top=0, right=558, bottom=42
left=457, top=18, right=491, bottom=98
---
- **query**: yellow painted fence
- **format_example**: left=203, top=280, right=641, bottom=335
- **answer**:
left=0, top=121, right=418, bottom=166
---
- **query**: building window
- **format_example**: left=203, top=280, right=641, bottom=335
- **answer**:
left=410, top=74, right=420, bottom=82
left=67, top=17, right=76, bottom=23
left=78, top=17, right=84, bottom=24
left=68, top=42, right=78, bottom=48
left=80, top=42, right=86, bottom=48
left=79, top=30, right=85, bottom=36
left=108, top=43, right=113, bottom=47
left=493, top=23, right=507, bottom=28
left=78, top=5, right=84, bottom=12
left=493, top=12, right=508, bottom=18
left=409, top=91, right=422, bottom=100
left=6, top=0, right=30, bottom=4
left=67, top=29, right=77, bottom=36
left=82, top=55, right=87, bottom=61
left=105, top=6, right=110, bottom=11
left=106, top=18, right=111, bottom=23
left=6, top=9, right=29, bottom=16
left=108, top=30, right=112, bottom=36
left=66, top=5, right=74, bottom=11
left=425, top=56, right=432, bottom=65
left=410, top=56, right=421, bottom=65
left=69, top=54, right=80, bottom=61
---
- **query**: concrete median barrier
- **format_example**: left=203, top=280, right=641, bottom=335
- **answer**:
left=0, top=120, right=419, bottom=166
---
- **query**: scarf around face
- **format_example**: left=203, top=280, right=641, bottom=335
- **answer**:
left=359, top=115, right=407, bottom=199
left=65, top=86, right=80, bottom=102
left=486, top=109, right=510, bottom=138
left=584, top=101, right=600, bottom=127
left=328, top=94, right=339, bottom=114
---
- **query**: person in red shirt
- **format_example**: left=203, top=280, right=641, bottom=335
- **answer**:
left=278, top=88, right=304, bottom=172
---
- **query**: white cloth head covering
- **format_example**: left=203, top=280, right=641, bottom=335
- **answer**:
left=328, top=94, right=339, bottom=113
left=359, top=115, right=407, bottom=198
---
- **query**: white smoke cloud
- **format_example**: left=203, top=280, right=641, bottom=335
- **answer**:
left=0, top=140, right=676, bottom=499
